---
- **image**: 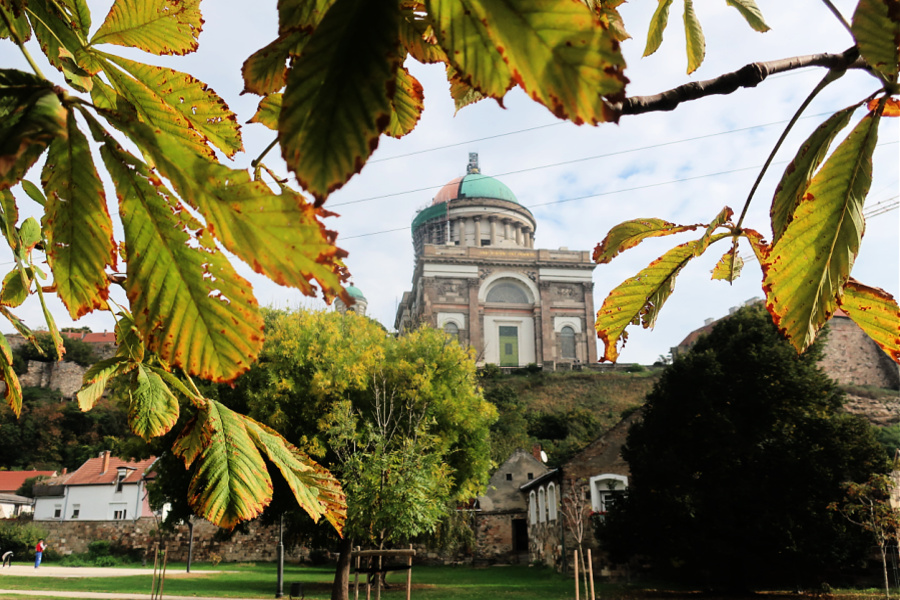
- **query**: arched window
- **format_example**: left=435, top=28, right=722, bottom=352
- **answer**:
left=486, top=281, right=529, bottom=304
left=547, top=483, right=558, bottom=521
left=560, top=326, right=576, bottom=360
left=538, top=487, right=547, bottom=523
left=443, top=322, right=459, bottom=340
left=529, top=491, right=537, bottom=525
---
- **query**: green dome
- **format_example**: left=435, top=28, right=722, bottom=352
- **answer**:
left=432, top=173, right=518, bottom=205
left=345, top=285, right=366, bottom=300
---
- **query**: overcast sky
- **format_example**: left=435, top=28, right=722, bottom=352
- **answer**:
left=4, top=0, right=898, bottom=365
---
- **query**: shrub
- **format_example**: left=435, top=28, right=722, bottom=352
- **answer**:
left=0, top=521, right=48, bottom=557
left=88, top=540, right=112, bottom=558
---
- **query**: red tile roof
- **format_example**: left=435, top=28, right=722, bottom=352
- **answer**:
left=62, top=454, right=157, bottom=487
left=60, top=331, right=116, bottom=344
left=0, top=470, right=57, bottom=493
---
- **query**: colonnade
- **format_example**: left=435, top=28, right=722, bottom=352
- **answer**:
left=447, top=215, right=534, bottom=248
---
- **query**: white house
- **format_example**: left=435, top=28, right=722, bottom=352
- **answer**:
left=0, top=469, right=56, bottom=517
left=33, top=451, right=157, bottom=522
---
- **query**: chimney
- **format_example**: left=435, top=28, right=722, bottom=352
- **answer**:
left=532, top=443, right=542, bottom=461
left=61, top=468, right=67, bottom=475
left=100, top=450, right=111, bottom=474
left=704, top=318, right=714, bottom=326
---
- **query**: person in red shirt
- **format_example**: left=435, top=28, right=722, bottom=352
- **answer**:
left=34, top=539, right=47, bottom=569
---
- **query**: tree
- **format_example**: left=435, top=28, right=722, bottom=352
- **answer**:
left=164, top=309, right=495, bottom=600
left=1, top=0, right=897, bottom=531
left=830, top=473, right=900, bottom=598
left=601, top=304, right=890, bottom=589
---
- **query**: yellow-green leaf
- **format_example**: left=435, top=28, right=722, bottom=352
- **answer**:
left=91, top=0, right=202, bottom=56
left=434, top=0, right=627, bottom=124
left=711, top=245, right=743, bottom=283
left=588, top=0, right=631, bottom=42
left=762, top=113, right=879, bottom=354
left=20, top=179, right=45, bottom=206
left=178, top=401, right=273, bottom=529
left=278, top=0, right=336, bottom=34
left=0, top=306, right=35, bottom=349
left=695, top=206, right=733, bottom=256
left=27, top=0, right=104, bottom=75
left=0, top=2, right=31, bottom=42
left=725, top=0, right=769, bottom=32
left=105, top=55, right=243, bottom=158
left=114, top=311, right=145, bottom=363
left=400, top=11, right=447, bottom=64
left=683, top=0, right=705, bottom=74
left=97, top=133, right=264, bottom=383
left=241, top=31, right=307, bottom=97
left=249, top=94, right=282, bottom=131
left=770, top=104, right=858, bottom=244
left=447, top=65, right=486, bottom=113
left=596, top=240, right=702, bottom=362
left=852, top=0, right=900, bottom=82
left=838, top=279, right=900, bottom=363
left=593, top=218, right=701, bottom=264
left=644, top=0, right=674, bottom=57
left=740, top=228, right=768, bottom=262
left=0, top=330, right=21, bottom=417
left=244, top=418, right=346, bottom=533
left=0, top=70, right=66, bottom=191
left=386, top=66, right=424, bottom=139
left=105, top=116, right=351, bottom=307
left=1, top=267, right=29, bottom=307
left=129, top=364, right=179, bottom=441
left=428, top=0, right=514, bottom=100
left=280, top=0, right=401, bottom=201
left=77, top=356, right=128, bottom=411
left=41, top=108, right=116, bottom=319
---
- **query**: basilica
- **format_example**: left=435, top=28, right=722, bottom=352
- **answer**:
left=394, top=154, right=598, bottom=368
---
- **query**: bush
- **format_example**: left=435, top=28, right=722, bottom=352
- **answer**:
left=0, top=521, right=47, bottom=558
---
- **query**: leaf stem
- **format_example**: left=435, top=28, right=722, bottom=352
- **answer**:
left=0, top=7, right=45, bottom=79
left=734, top=68, right=844, bottom=230
left=251, top=138, right=279, bottom=169
left=820, top=0, right=854, bottom=38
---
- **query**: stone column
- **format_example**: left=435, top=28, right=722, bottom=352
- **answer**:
left=474, top=216, right=482, bottom=248
left=469, top=279, right=483, bottom=360
left=582, top=281, right=597, bottom=364
left=516, top=226, right=523, bottom=246
left=489, top=217, right=497, bottom=246
left=503, top=219, right=512, bottom=241
left=539, top=281, right=553, bottom=366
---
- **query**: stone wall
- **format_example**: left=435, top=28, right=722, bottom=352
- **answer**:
left=16, top=360, right=88, bottom=399
left=820, top=316, right=900, bottom=390
left=36, top=518, right=307, bottom=562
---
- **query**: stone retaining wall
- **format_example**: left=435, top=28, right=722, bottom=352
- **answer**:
left=37, top=518, right=306, bottom=562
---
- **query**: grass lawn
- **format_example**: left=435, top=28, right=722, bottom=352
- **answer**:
left=0, top=562, right=577, bottom=599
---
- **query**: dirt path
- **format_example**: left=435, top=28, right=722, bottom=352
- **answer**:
left=0, top=565, right=222, bottom=578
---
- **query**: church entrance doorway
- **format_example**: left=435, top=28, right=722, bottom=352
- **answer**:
left=499, top=326, right=519, bottom=366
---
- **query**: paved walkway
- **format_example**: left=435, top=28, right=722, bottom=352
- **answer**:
left=0, top=565, right=261, bottom=600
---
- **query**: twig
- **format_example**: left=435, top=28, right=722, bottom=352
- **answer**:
left=617, top=48, right=864, bottom=116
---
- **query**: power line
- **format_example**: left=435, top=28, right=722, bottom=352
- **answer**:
left=332, top=111, right=855, bottom=207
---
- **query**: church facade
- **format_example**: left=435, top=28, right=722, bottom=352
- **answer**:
left=394, top=154, right=597, bottom=368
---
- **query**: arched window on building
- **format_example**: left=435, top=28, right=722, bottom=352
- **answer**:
left=538, top=487, right=547, bottom=523
left=443, top=321, right=460, bottom=341
left=547, top=483, right=558, bottom=521
left=529, top=491, right=537, bottom=525
left=486, top=281, right=530, bottom=304
left=560, top=326, right=576, bottom=360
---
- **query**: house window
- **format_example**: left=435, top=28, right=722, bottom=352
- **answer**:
left=486, top=281, right=529, bottom=304
left=53, top=505, right=61, bottom=519
left=527, top=472, right=533, bottom=480
left=505, top=473, right=512, bottom=481
left=113, top=508, right=127, bottom=520
left=115, top=472, right=127, bottom=493
left=547, top=483, right=558, bottom=522
left=538, top=487, right=547, bottom=523
left=71, top=505, right=80, bottom=519
left=589, top=474, right=629, bottom=513
left=528, top=491, right=537, bottom=525
left=560, top=326, right=576, bottom=360
left=443, top=322, right=460, bottom=341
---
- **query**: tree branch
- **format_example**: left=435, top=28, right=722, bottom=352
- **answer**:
left=618, top=47, right=864, bottom=116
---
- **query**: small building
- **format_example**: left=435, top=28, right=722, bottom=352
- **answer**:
left=33, top=451, right=157, bottom=522
left=0, top=470, right=56, bottom=517
left=473, top=447, right=550, bottom=563
left=521, top=411, right=639, bottom=577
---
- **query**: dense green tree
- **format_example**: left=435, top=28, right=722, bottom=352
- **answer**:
left=12, top=333, right=97, bottom=373
left=601, top=305, right=889, bottom=589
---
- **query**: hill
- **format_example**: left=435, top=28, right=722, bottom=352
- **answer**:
left=480, top=367, right=660, bottom=467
